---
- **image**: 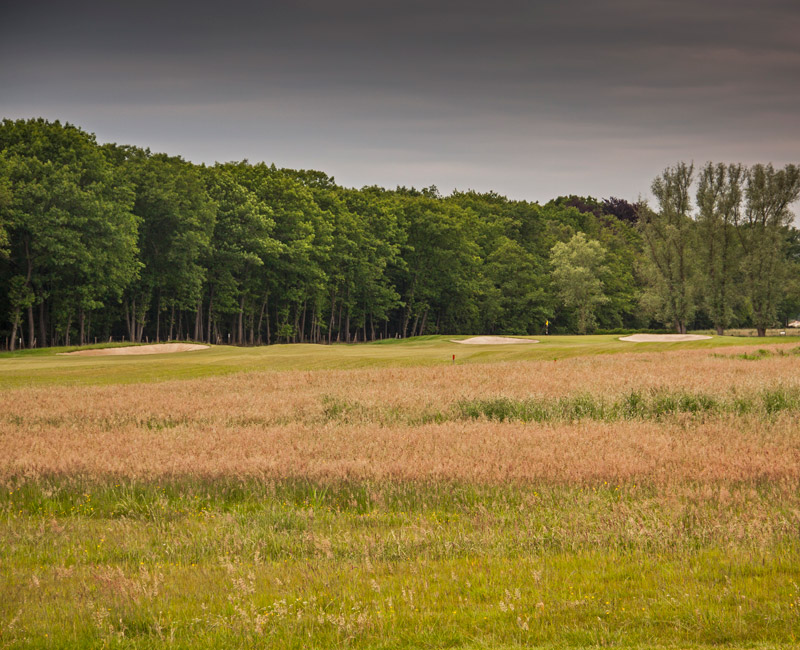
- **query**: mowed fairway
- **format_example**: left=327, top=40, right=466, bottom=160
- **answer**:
left=2, top=336, right=800, bottom=648
left=0, top=333, right=794, bottom=388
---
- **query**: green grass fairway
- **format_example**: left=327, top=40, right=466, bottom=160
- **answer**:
left=0, top=333, right=794, bottom=388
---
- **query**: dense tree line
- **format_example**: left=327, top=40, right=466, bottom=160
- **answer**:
left=1, top=118, right=799, bottom=350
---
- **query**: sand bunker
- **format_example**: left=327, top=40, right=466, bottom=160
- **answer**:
left=619, top=334, right=712, bottom=343
left=60, top=343, right=209, bottom=356
left=452, top=336, right=539, bottom=345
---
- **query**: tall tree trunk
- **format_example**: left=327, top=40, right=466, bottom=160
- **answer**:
left=257, top=296, right=267, bottom=345
left=419, top=309, right=428, bottom=337
left=328, top=290, right=337, bottom=344
left=27, top=304, right=35, bottom=348
left=342, top=287, right=351, bottom=343
left=9, top=308, right=20, bottom=351
left=757, top=327, right=766, bottom=337
left=169, top=304, right=176, bottom=341
left=156, top=294, right=161, bottom=343
left=195, top=301, right=203, bottom=342
left=402, top=278, right=416, bottom=338
left=265, top=295, right=271, bottom=345
left=23, top=238, right=35, bottom=348
left=716, top=325, right=724, bottom=336
left=309, top=303, right=316, bottom=344
left=39, top=300, right=47, bottom=348
left=238, top=295, right=245, bottom=344
left=299, top=300, right=307, bottom=343
left=79, top=308, right=85, bottom=346
left=410, top=311, right=420, bottom=338
left=124, top=300, right=133, bottom=341
left=206, top=292, right=214, bottom=344
left=65, top=314, right=72, bottom=347
left=139, top=310, right=146, bottom=342
left=134, top=299, right=142, bottom=341
left=370, top=313, right=375, bottom=342
left=336, top=300, right=343, bottom=342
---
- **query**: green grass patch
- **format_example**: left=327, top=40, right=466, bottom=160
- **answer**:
left=712, top=346, right=800, bottom=361
left=455, top=389, right=772, bottom=422
left=2, top=478, right=800, bottom=648
left=315, top=386, right=800, bottom=425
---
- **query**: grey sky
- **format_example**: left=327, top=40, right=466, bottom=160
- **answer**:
left=2, top=0, right=799, bottom=203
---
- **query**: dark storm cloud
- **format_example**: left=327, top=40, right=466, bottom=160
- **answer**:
left=2, top=0, right=799, bottom=202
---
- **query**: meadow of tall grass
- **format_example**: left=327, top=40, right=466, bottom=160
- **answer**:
left=2, top=342, right=800, bottom=647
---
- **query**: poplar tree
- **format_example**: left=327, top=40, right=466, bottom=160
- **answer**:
left=639, top=162, right=697, bottom=333
left=738, top=164, right=800, bottom=336
left=695, top=162, right=743, bottom=335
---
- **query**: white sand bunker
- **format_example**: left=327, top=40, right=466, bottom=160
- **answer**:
left=453, top=336, right=539, bottom=345
left=60, top=343, right=209, bottom=356
left=619, top=334, right=712, bottom=343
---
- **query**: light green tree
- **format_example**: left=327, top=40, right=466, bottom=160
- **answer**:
left=484, top=236, right=547, bottom=334
left=550, top=232, right=609, bottom=334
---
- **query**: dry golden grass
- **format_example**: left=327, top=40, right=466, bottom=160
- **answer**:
left=2, top=345, right=800, bottom=485
left=3, top=344, right=799, bottom=421
left=3, top=414, right=799, bottom=484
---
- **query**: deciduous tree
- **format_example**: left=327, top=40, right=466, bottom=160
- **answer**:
left=738, top=164, right=800, bottom=336
left=0, top=119, right=138, bottom=348
left=695, top=162, right=744, bottom=335
left=550, top=232, right=609, bottom=334
left=639, top=163, right=697, bottom=333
